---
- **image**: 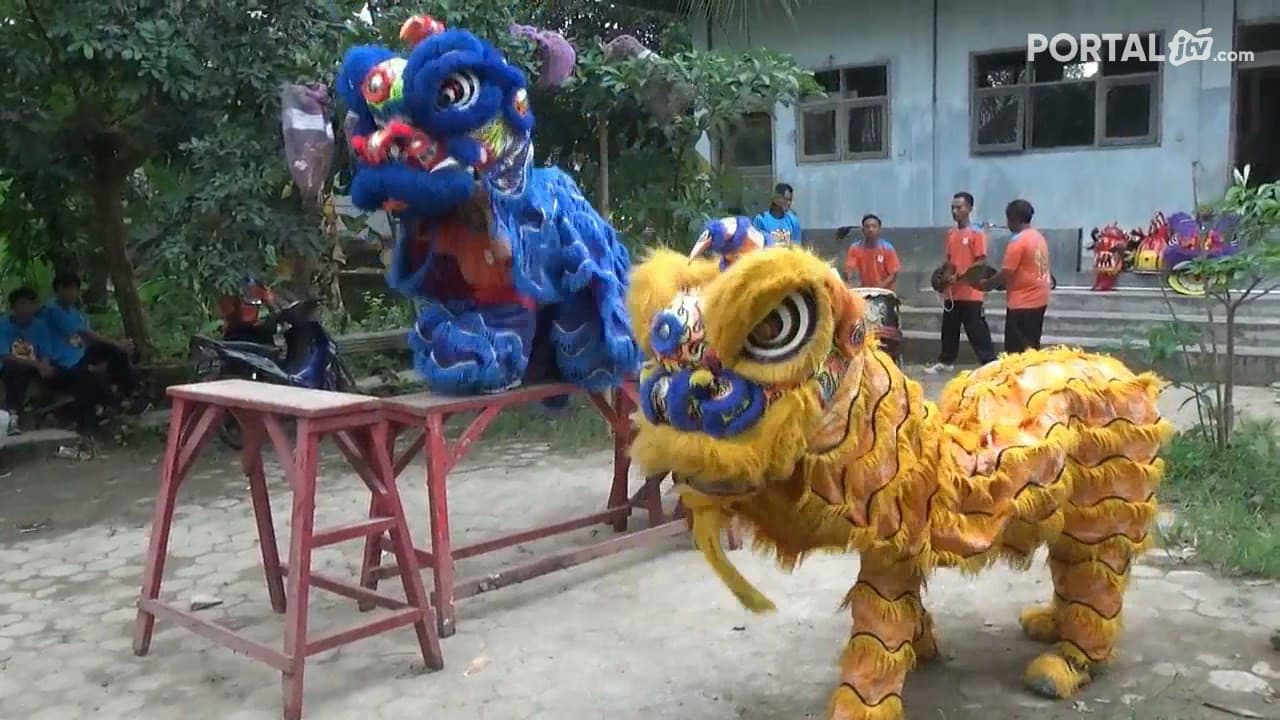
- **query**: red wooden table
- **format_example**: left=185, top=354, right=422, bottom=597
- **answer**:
left=357, top=381, right=690, bottom=637
left=132, top=380, right=443, bottom=720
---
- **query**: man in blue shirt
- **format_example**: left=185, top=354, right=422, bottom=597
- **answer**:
left=43, top=271, right=139, bottom=410
left=1, top=287, right=57, bottom=430
left=752, top=182, right=803, bottom=247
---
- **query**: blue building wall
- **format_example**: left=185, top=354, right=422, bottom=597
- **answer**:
left=695, top=0, right=1267, bottom=233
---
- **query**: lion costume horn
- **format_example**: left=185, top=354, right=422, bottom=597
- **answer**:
left=397, top=15, right=577, bottom=90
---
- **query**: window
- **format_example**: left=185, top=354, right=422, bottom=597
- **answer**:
left=1239, top=22, right=1280, bottom=54
left=718, top=113, right=774, bottom=169
left=797, top=63, right=890, bottom=162
left=971, top=38, right=1160, bottom=154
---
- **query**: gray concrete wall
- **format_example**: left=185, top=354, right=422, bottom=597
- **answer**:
left=695, top=0, right=1239, bottom=232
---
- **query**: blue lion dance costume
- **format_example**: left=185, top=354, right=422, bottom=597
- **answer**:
left=337, top=15, right=639, bottom=394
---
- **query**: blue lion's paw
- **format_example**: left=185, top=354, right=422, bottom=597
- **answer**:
left=550, top=291, right=639, bottom=391
left=408, top=303, right=536, bottom=394
left=604, top=333, right=641, bottom=376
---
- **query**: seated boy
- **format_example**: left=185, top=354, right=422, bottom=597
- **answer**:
left=1, top=287, right=57, bottom=431
left=42, top=271, right=140, bottom=411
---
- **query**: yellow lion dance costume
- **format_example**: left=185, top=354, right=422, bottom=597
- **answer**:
left=627, top=237, right=1172, bottom=720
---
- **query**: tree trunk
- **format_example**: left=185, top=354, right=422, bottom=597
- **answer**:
left=89, top=143, right=152, bottom=359
left=41, top=203, right=78, bottom=272
left=597, top=114, right=610, bottom=219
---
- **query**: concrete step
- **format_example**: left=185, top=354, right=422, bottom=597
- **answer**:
left=898, top=329, right=1280, bottom=386
left=0, top=428, right=81, bottom=466
left=905, top=285, right=1280, bottom=319
left=900, top=305, right=1280, bottom=346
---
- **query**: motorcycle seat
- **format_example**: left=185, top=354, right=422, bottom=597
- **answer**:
left=220, top=341, right=279, bottom=356
left=193, top=336, right=279, bottom=357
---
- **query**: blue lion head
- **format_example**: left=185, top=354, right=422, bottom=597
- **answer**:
left=338, top=16, right=569, bottom=217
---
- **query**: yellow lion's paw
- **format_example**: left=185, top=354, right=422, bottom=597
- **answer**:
left=1024, top=652, right=1092, bottom=699
left=912, top=614, right=941, bottom=663
left=1018, top=604, right=1059, bottom=644
left=826, top=686, right=904, bottom=720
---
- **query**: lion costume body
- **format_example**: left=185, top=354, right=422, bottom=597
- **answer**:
left=626, top=238, right=1172, bottom=719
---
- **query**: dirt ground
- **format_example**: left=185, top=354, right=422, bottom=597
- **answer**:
left=0, top=374, right=1277, bottom=720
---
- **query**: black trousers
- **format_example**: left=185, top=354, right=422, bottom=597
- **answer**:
left=0, top=363, right=105, bottom=431
left=48, top=365, right=111, bottom=431
left=1005, top=306, right=1048, bottom=354
left=1, top=363, right=39, bottom=411
left=80, top=342, right=137, bottom=396
left=938, top=301, right=997, bottom=365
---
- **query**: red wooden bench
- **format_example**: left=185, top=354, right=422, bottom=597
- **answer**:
left=132, top=380, right=443, bottom=720
left=357, top=381, right=698, bottom=637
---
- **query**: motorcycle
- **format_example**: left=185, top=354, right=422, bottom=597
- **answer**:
left=190, top=278, right=356, bottom=448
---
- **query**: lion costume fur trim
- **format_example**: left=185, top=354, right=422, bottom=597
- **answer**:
left=625, top=245, right=1173, bottom=616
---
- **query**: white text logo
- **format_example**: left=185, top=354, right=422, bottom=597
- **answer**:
left=1026, top=30, right=1253, bottom=66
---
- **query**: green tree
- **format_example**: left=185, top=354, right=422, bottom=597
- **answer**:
left=1146, top=167, right=1280, bottom=449
left=0, top=0, right=362, bottom=356
left=564, top=40, right=817, bottom=243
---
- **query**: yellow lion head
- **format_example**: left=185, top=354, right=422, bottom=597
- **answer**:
left=627, top=244, right=874, bottom=501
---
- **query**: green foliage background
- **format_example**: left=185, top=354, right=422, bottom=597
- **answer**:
left=0, top=0, right=814, bottom=358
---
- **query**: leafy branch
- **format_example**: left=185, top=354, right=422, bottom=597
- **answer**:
left=1147, top=166, right=1280, bottom=449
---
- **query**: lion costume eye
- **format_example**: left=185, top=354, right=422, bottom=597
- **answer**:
left=437, top=71, right=480, bottom=110
left=743, top=290, right=816, bottom=362
left=363, top=68, right=392, bottom=104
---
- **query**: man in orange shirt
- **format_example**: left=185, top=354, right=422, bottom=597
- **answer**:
left=924, top=191, right=997, bottom=374
left=843, top=214, right=901, bottom=291
left=980, top=198, right=1051, bottom=353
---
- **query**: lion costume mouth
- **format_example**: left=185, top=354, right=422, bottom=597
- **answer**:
left=470, top=119, right=532, bottom=196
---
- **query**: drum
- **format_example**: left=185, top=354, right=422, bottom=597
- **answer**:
left=852, top=287, right=902, bottom=362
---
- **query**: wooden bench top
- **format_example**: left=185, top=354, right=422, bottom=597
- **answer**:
left=380, top=377, right=640, bottom=418
left=380, top=382, right=582, bottom=417
left=167, top=380, right=382, bottom=419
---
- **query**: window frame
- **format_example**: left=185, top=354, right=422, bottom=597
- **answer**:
left=971, top=84, right=1027, bottom=153
left=796, top=61, right=892, bottom=164
left=1096, top=73, right=1162, bottom=147
left=969, top=40, right=1162, bottom=156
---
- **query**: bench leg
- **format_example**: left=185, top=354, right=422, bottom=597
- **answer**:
left=281, top=427, right=320, bottom=720
left=133, top=398, right=191, bottom=656
left=358, top=422, right=401, bottom=611
left=356, top=494, right=383, bottom=612
left=372, top=422, right=444, bottom=671
left=608, top=428, right=631, bottom=533
left=243, top=416, right=286, bottom=614
left=642, top=472, right=668, bottom=528
left=425, top=413, right=456, bottom=638
left=726, top=519, right=743, bottom=551
left=605, top=389, right=633, bottom=532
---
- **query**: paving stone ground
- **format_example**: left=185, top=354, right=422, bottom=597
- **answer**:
left=0, top=375, right=1277, bottom=720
